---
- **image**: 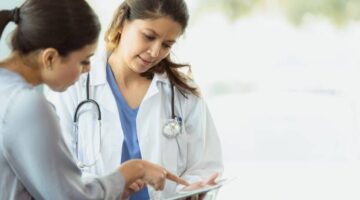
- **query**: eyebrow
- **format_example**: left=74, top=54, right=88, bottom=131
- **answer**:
left=86, top=53, right=94, bottom=58
left=144, top=28, right=177, bottom=43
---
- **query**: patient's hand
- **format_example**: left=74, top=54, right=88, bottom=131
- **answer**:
left=181, top=173, right=219, bottom=200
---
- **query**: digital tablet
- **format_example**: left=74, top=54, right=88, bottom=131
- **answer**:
left=164, top=178, right=235, bottom=200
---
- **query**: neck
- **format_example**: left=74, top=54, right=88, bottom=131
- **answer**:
left=0, top=52, right=42, bottom=86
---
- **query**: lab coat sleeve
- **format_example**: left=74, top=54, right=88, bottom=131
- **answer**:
left=1, top=89, right=124, bottom=199
left=177, top=95, right=224, bottom=190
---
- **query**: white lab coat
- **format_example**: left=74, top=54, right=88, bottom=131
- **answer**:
left=44, top=48, right=223, bottom=199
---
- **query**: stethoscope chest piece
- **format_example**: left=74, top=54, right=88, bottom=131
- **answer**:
left=162, top=83, right=183, bottom=138
left=163, top=117, right=182, bottom=138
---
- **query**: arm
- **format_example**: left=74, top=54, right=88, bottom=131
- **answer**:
left=177, top=96, right=224, bottom=190
left=1, top=89, right=123, bottom=200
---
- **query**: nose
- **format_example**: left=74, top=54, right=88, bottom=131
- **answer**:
left=149, top=42, right=161, bottom=58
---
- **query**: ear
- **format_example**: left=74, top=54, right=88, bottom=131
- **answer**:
left=118, top=26, right=123, bottom=34
left=40, top=48, right=60, bottom=70
left=118, top=19, right=128, bottom=34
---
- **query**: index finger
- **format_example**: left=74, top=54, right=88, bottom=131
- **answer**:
left=166, top=171, right=189, bottom=186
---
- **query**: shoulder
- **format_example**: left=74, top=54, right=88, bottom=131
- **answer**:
left=1, top=87, right=57, bottom=145
left=0, top=70, right=39, bottom=122
left=8, top=87, right=52, bottom=122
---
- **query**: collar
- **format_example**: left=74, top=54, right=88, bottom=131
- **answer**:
left=88, top=45, right=108, bottom=86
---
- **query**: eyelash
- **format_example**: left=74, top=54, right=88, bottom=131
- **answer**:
left=144, top=34, right=155, bottom=41
left=162, top=44, right=171, bottom=49
left=144, top=34, right=172, bottom=49
left=81, top=61, right=90, bottom=66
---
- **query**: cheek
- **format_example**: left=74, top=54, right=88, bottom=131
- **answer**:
left=63, top=64, right=82, bottom=82
left=121, top=42, right=136, bottom=58
left=120, top=33, right=144, bottom=56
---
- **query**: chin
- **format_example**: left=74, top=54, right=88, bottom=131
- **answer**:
left=132, top=61, right=153, bottom=73
left=48, top=84, right=67, bottom=92
left=56, top=87, right=67, bottom=92
left=131, top=67, right=147, bottom=74
left=138, top=66, right=153, bottom=73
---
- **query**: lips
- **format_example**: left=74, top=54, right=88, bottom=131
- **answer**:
left=138, top=56, right=153, bottom=65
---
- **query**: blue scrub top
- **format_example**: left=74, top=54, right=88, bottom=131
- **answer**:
left=106, top=64, right=150, bottom=200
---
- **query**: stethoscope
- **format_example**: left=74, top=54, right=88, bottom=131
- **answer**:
left=162, top=84, right=183, bottom=138
left=72, top=73, right=182, bottom=168
left=73, top=73, right=102, bottom=169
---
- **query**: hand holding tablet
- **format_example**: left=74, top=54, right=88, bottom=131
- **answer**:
left=165, top=174, right=235, bottom=200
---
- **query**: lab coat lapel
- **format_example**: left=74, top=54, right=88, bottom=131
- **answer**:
left=98, top=83, right=119, bottom=115
left=141, top=73, right=169, bottom=103
left=137, top=73, right=169, bottom=153
left=88, top=47, right=118, bottom=115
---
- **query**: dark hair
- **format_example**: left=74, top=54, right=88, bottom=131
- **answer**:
left=105, top=0, right=199, bottom=97
left=0, top=0, right=101, bottom=57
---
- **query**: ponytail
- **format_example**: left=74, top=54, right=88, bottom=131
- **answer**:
left=0, top=8, right=20, bottom=39
left=0, top=11, right=11, bottom=39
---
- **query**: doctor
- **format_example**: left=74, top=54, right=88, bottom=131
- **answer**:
left=45, top=0, right=223, bottom=199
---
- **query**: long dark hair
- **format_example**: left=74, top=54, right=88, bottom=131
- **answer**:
left=105, top=0, right=199, bottom=97
left=0, top=0, right=100, bottom=57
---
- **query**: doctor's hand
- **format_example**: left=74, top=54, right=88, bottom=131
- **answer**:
left=181, top=173, right=219, bottom=200
left=119, top=159, right=189, bottom=192
left=121, top=179, right=145, bottom=200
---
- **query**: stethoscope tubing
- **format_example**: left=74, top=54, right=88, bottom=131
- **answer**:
left=72, top=72, right=182, bottom=169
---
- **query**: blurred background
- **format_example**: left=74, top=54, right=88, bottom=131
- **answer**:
left=2, top=0, right=360, bottom=199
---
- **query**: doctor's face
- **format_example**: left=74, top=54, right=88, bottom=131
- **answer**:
left=42, top=43, right=97, bottom=92
left=114, top=16, right=183, bottom=73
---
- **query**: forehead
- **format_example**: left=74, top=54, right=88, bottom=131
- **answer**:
left=127, top=17, right=183, bottom=39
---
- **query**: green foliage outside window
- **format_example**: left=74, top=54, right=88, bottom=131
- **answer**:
left=196, top=0, right=360, bottom=26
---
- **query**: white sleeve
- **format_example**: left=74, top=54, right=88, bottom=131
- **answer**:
left=1, top=88, right=124, bottom=199
left=177, top=95, right=224, bottom=189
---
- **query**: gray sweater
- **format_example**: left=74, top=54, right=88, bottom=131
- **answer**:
left=0, top=68, right=125, bottom=200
